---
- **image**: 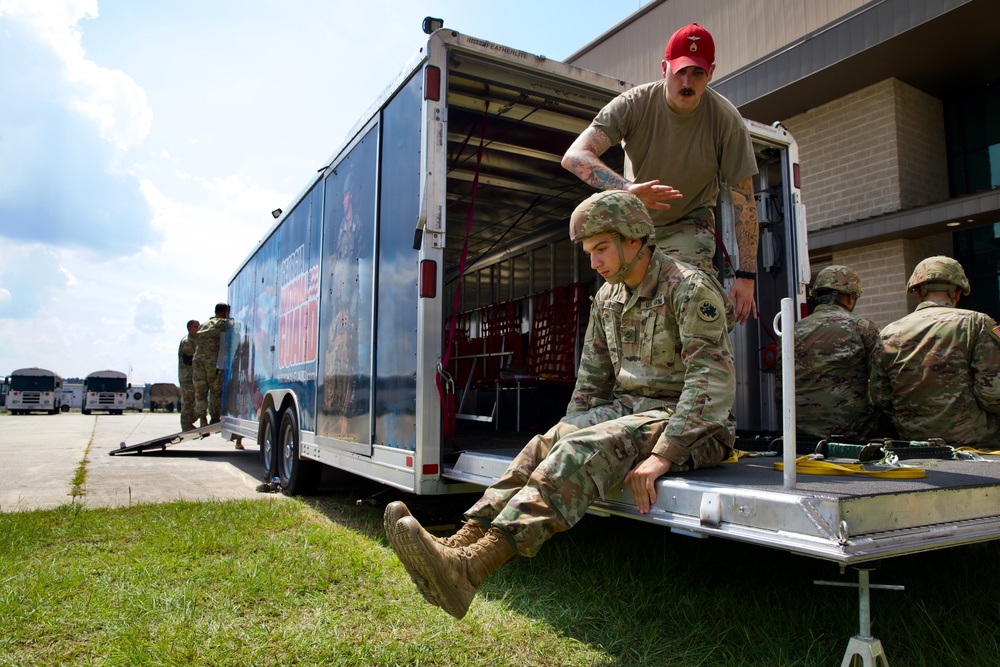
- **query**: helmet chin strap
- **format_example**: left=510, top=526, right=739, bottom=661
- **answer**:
left=604, top=234, right=644, bottom=285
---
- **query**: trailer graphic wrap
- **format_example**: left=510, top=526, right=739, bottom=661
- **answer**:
left=226, top=256, right=258, bottom=420
left=373, top=72, right=422, bottom=450
left=226, top=186, right=322, bottom=430
left=317, top=128, right=377, bottom=444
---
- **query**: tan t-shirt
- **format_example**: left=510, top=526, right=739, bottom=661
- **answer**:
left=592, top=81, right=758, bottom=227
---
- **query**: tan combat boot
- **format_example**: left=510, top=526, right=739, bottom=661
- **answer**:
left=384, top=502, right=488, bottom=600
left=383, top=501, right=486, bottom=549
left=392, top=515, right=516, bottom=619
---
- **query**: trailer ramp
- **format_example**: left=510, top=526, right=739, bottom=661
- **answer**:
left=109, top=423, right=221, bottom=455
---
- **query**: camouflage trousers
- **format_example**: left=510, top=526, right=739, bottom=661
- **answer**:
left=192, top=361, right=222, bottom=423
left=465, top=406, right=730, bottom=557
left=179, top=374, right=196, bottom=430
left=654, top=208, right=716, bottom=273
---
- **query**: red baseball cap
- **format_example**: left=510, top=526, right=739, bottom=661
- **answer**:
left=664, top=23, right=715, bottom=72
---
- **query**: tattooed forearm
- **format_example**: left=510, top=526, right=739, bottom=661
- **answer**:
left=562, top=126, right=630, bottom=190
left=730, top=177, right=759, bottom=273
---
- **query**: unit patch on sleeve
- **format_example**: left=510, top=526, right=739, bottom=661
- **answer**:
left=990, top=324, right=1000, bottom=346
left=698, top=300, right=720, bottom=322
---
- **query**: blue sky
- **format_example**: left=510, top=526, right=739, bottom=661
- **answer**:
left=0, top=0, right=645, bottom=383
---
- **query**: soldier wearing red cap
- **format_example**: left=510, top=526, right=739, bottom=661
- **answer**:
left=562, top=23, right=761, bottom=326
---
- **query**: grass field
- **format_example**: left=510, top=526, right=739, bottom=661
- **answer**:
left=2, top=486, right=998, bottom=666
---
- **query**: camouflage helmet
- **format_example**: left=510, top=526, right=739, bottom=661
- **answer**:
left=906, top=256, right=971, bottom=294
left=810, top=265, right=862, bottom=298
left=569, top=191, right=655, bottom=243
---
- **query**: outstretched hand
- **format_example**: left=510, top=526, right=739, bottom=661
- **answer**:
left=627, top=180, right=682, bottom=211
left=624, top=454, right=672, bottom=514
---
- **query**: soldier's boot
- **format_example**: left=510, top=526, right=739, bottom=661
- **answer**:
left=392, top=515, right=516, bottom=619
left=198, top=416, right=208, bottom=428
left=181, top=423, right=195, bottom=432
left=384, top=501, right=487, bottom=549
left=384, top=502, right=488, bottom=598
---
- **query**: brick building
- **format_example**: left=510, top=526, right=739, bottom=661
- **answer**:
left=566, top=0, right=1000, bottom=328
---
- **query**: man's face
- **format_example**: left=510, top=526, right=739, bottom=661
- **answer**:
left=661, top=62, right=715, bottom=114
left=189, top=321, right=200, bottom=335
left=582, top=232, right=625, bottom=281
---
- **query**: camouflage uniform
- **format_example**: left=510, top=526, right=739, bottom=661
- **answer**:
left=870, top=256, right=1000, bottom=446
left=871, top=301, right=1000, bottom=446
left=465, top=194, right=736, bottom=556
left=193, top=316, right=230, bottom=424
left=776, top=265, right=882, bottom=438
left=177, top=333, right=198, bottom=430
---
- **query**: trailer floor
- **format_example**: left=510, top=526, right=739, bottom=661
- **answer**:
left=445, top=436, right=1000, bottom=565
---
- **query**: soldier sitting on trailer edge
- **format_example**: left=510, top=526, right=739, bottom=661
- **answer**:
left=384, top=190, right=738, bottom=619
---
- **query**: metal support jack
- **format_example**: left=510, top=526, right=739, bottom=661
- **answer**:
left=815, top=567, right=904, bottom=667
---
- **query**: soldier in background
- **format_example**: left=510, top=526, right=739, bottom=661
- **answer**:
left=177, top=319, right=199, bottom=431
left=871, top=256, right=1000, bottom=446
left=384, top=191, right=737, bottom=620
left=778, top=265, right=882, bottom=438
left=193, top=303, right=232, bottom=430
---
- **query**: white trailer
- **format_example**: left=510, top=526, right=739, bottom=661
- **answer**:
left=6, top=367, right=64, bottom=415
left=61, top=382, right=84, bottom=411
left=222, top=28, right=811, bottom=502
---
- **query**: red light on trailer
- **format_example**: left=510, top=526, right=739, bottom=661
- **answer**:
left=422, top=464, right=439, bottom=476
left=424, top=65, right=441, bottom=102
left=406, top=456, right=413, bottom=468
left=793, top=163, right=801, bottom=189
left=801, top=303, right=809, bottom=319
left=419, top=259, right=437, bottom=298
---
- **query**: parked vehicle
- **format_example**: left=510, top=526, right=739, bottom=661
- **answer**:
left=6, top=367, right=64, bottom=415
left=220, top=27, right=808, bottom=498
left=82, top=370, right=128, bottom=415
left=149, top=383, right=180, bottom=412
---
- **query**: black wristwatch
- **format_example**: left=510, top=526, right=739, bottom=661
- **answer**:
left=734, top=270, right=756, bottom=280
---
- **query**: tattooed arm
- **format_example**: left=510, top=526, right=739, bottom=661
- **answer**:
left=562, top=126, right=682, bottom=210
left=728, top=177, right=759, bottom=324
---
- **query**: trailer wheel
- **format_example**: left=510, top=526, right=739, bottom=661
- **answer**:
left=258, top=407, right=279, bottom=481
left=277, top=408, right=321, bottom=496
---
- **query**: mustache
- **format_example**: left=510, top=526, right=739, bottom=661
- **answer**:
left=679, top=88, right=696, bottom=96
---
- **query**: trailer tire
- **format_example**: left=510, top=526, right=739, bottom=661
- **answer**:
left=258, top=407, right=279, bottom=481
left=278, top=408, right=321, bottom=496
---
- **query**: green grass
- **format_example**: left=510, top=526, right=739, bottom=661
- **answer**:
left=1, top=491, right=998, bottom=666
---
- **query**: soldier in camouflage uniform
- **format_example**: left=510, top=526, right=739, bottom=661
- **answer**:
left=384, top=191, right=738, bottom=619
left=177, top=319, right=199, bottom=431
left=871, top=256, right=1000, bottom=446
left=193, top=303, right=231, bottom=426
left=777, top=265, right=882, bottom=438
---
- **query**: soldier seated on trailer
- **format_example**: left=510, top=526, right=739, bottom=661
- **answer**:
left=384, top=190, right=738, bottom=620
left=777, top=265, right=885, bottom=439
left=871, top=256, right=1000, bottom=448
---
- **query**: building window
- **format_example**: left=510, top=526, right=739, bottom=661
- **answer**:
left=953, top=223, right=1000, bottom=322
left=945, top=86, right=1000, bottom=197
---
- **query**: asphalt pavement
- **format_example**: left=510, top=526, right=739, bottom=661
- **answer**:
left=1, top=411, right=269, bottom=513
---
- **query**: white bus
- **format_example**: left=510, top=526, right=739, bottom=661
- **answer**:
left=82, top=370, right=128, bottom=415
left=6, top=367, right=64, bottom=415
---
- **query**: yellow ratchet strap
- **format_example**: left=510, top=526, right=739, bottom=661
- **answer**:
left=773, top=455, right=926, bottom=479
left=955, top=446, right=1000, bottom=456
left=723, top=449, right=750, bottom=464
